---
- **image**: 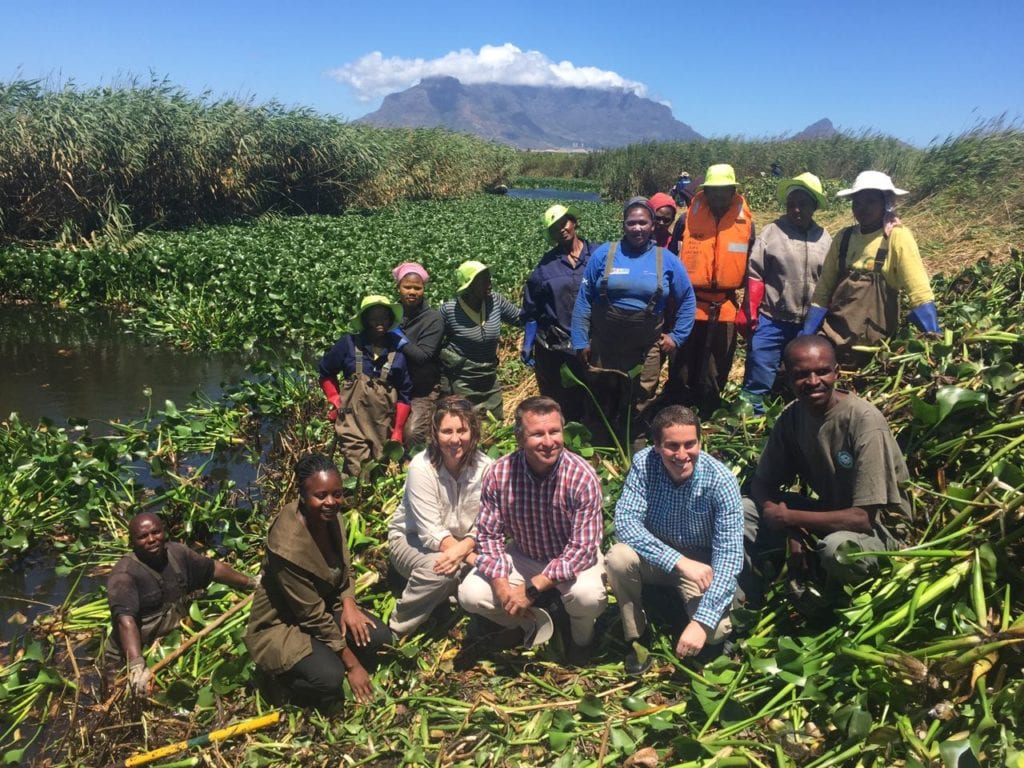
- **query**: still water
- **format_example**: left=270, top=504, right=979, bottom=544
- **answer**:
left=0, top=304, right=266, bottom=644
left=0, top=304, right=250, bottom=425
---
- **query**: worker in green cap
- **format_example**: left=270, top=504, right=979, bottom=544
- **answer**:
left=520, top=204, right=596, bottom=423
left=439, top=261, right=522, bottom=420
left=319, top=295, right=414, bottom=481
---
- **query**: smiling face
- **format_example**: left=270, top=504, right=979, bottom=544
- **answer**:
left=550, top=215, right=578, bottom=249
left=397, top=274, right=425, bottom=311
left=851, top=189, right=886, bottom=233
left=436, top=412, right=472, bottom=471
left=654, top=424, right=701, bottom=484
left=786, top=189, right=817, bottom=231
left=129, top=513, right=167, bottom=561
left=622, top=205, right=654, bottom=250
left=518, top=408, right=564, bottom=476
left=298, top=469, right=345, bottom=526
left=784, top=339, right=840, bottom=415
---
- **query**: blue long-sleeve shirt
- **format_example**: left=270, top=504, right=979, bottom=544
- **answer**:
left=614, top=447, right=743, bottom=628
left=318, top=330, right=413, bottom=405
left=570, top=240, right=696, bottom=350
left=521, top=240, right=596, bottom=348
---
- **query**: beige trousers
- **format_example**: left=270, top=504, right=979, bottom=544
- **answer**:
left=605, top=542, right=731, bottom=644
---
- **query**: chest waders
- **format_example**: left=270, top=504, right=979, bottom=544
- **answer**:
left=334, top=346, right=398, bottom=481
left=587, top=242, right=665, bottom=446
left=821, top=227, right=899, bottom=364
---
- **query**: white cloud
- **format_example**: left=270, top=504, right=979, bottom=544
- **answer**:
left=326, top=43, right=649, bottom=101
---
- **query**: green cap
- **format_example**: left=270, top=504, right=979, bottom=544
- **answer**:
left=456, top=260, right=490, bottom=293
left=541, top=204, right=580, bottom=245
left=777, top=172, right=827, bottom=209
left=350, top=294, right=403, bottom=333
left=701, top=163, right=738, bottom=187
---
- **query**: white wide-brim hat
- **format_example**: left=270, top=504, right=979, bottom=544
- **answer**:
left=836, top=170, right=909, bottom=197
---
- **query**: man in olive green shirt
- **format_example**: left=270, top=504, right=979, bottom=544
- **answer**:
left=743, top=336, right=908, bottom=603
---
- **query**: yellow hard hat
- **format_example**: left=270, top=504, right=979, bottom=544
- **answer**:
left=777, top=172, right=827, bottom=209
left=700, top=163, right=738, bottom=188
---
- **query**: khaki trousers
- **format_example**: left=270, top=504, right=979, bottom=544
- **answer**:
left=388, top=532, right=464, bottom=635
left=458, top=548, right=607, bottom=645
left=605, top=542, right=731, bottom=644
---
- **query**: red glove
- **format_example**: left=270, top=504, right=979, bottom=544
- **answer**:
left=390, top=402, right=412, bottom=443
left=320, top=378, right=342, bottom=421
left=736, top=278, right=765, bottom=338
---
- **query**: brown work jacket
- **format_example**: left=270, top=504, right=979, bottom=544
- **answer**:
left=244, top=502, right=356, bottom=675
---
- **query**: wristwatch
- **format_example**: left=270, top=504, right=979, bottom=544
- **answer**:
left=525, top=584, right=542, bottom=603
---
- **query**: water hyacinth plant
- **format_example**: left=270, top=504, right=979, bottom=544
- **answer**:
left=0, top=247, right=1020, bottom=766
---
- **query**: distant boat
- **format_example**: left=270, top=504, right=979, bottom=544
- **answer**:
left=490, top=184, right=509, bottom=195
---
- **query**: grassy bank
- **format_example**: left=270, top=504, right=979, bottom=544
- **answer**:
left=0, top=79, right=518, bottom=243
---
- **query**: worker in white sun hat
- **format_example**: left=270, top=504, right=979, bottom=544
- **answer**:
left=800, top=170, right=940, bottom=363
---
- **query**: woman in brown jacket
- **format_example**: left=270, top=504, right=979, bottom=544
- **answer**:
left=245, top=453, right=391, bottom=707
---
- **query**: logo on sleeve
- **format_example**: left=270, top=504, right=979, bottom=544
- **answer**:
left=836, top=450, right=854, bottom=469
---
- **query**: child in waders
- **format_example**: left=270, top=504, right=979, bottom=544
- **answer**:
left=319, top=295, right=413, bottom=482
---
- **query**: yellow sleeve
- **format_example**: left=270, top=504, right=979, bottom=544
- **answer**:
left=884, top=227, right=934, bottom=306
left=810, top=230, right=844, bottom=307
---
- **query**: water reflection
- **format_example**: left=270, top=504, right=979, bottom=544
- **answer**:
left=0, top=304, right=275, bottom=644
left=0, top=304, right=250, bottom=425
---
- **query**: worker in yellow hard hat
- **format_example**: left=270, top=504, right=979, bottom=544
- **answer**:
left=665, top=164, right=755, bottom=415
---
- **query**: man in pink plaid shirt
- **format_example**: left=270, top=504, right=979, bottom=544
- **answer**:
left=458, top=396, right=607, bottom=663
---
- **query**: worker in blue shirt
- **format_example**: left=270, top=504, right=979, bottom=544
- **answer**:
left=571, top=198, right=696, bottom=447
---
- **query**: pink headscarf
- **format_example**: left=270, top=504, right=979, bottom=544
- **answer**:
left=392, top=262, right=430, bottom=283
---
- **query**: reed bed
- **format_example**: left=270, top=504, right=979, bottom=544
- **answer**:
left=0, top=78, right=517, bottom=244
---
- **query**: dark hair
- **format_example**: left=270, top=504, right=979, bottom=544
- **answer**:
left=782, top=336, right=837, bottom=369
left=514, top=396, right=563, bottom=437
left=650, top=405, right=701, bottom=443
left=426, top=396, right=481, bottom=474
left=294, top=453, right=341, bottom=497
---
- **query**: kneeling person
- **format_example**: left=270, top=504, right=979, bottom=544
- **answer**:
left=458, top=397, right=607, bottom=663
left=744, top=336, right=907, bottom=605
left=106, top=512, right=256, bottom=694
left=607, top=406, right=743, bottom=675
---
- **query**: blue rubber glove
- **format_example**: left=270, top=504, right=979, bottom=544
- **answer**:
left=908, top=301, right=941, bottom=333
left=520, top=321, right=538, bottom=367
left=391, top=329, right=410, bottom=350
left=799, top=305, right=828, bottom=337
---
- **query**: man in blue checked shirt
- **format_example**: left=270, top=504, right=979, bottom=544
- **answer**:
left=606, top=406, right=744, bottom=675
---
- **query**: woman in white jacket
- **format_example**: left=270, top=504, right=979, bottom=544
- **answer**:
left=388, top=396, right=492, bottom=635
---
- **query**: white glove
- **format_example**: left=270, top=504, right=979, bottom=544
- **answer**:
left=127, top=657, right=152, bottom=696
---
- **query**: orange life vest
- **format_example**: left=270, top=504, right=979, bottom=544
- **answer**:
left=679, top=192, right=753, bottom=322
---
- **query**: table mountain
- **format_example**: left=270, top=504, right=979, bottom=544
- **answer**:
left=357, top=76, right=704, bottom=149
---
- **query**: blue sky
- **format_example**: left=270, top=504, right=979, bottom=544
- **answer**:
left=5, top=0, right=1022, bottom=146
